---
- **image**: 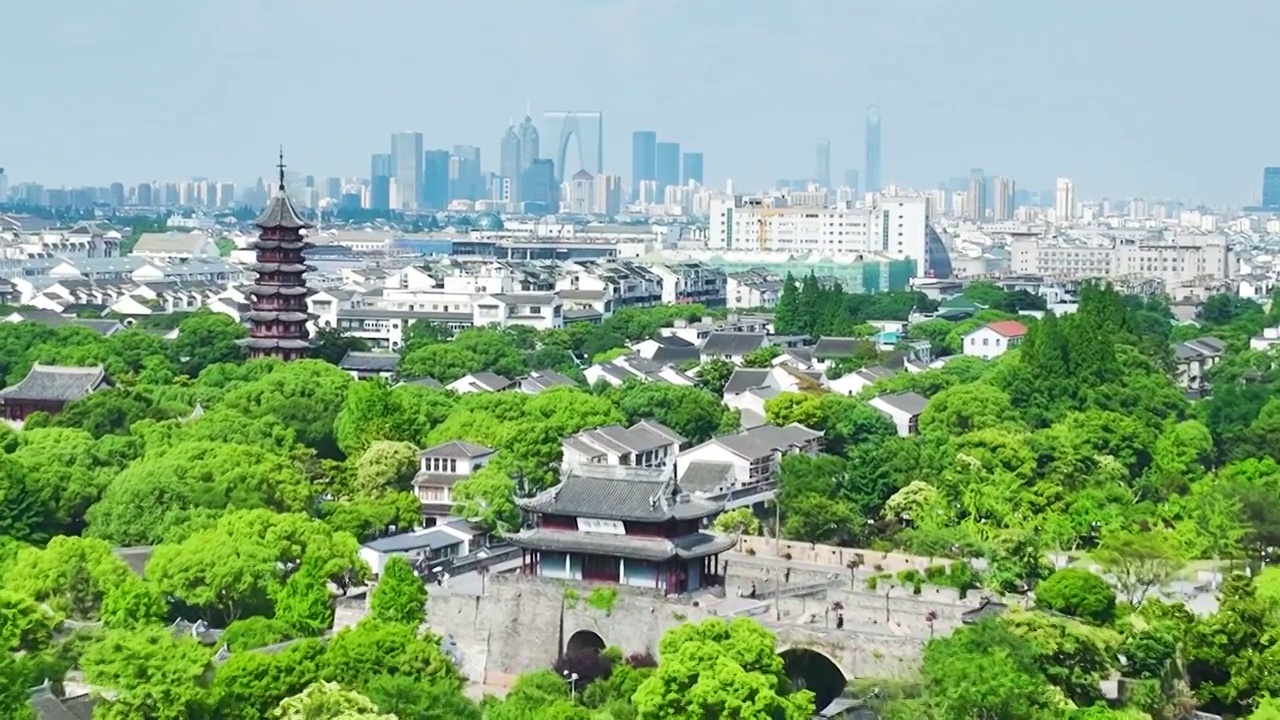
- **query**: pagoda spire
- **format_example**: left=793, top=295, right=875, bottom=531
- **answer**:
left=277, top=146, right=286, bottom=192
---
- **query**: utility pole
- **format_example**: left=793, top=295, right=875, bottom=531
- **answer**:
left=773, top=500, right=781, bottom=554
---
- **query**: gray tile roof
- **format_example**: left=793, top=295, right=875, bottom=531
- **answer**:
left=419, top=440, right=495, bottom=459
left=873, top=391, right=929, bottom=416
left=0, top=364, right=108, bottom=402
left=650, top=343, right=701, bottom=365
left=509, top=528, right=735, bottom=562
left=567, top=419, right=686, bottom=456
left=700, top=332, right=768, bottom=357
left=723, top=368, right=771, bottom=395
left=709, top=423, right=823, bottom=460
left=517, top=465, right=722, bottom=522
left=339, top=351, right=401, bottom=372
left=1174, top=336, right=1227, bottom=360
left=113, top=546, right=153, bottom=577
left=520, top=369, right=578, bottom=392
left=254, top=188, right=313, bottom=230
left=397, top=376, right=445, bottom=390
left=6, top=309, right=71, bottom=326
left=678, top=461, right=736, bottom=494
left=28, top=683, right=94, bottom=720
left=466, top=372, right=513, bottom=391
left=564, top=308, right=603, bottom=321
left=132, top=231, right=213, bottom=255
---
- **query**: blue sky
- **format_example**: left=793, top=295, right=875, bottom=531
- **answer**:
left=4, top=0, right=1277, bottom=204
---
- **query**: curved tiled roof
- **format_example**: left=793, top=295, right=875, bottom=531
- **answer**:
left=0, top=364, right=107, bottom=402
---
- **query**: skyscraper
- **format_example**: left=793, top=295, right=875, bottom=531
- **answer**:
left=655, top=142, right=680, bottom=194
left=993, top=177, right=1016, bottom=221
left=521, top=159, right=556, bottom=211
left=0, top=167, right=7, bottom=202
left=966, top=176, right=987, bottom=221
left=815, top=140, right=831, bottom=189
left=423, top=150, right=451, bottom=210
left=1055, top=178, right=1075, bottom=222
left=390, top=132, right=423, bottom=209
left=865, top=106, right=882, bottom=193
left=631, top=131, right=657, bottom=200
left=500, top=124, right=521, bottom=201
left=518, top=116, right=539, bottom=174
left=369, top=153, right=392, bottom=211
left=681, top=152, right=704, bottom=185
left=1263, top=167, right=1280, bottom=209
left=544, top=111, right=603, bottom=184
left=451, top=145, right=482, bottom=201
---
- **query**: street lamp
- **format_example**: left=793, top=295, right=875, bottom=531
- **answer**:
left=563, top=670, right=580, bottom=702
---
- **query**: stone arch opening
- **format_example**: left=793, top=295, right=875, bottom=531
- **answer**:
left=779, top=647, right=847, bottom=712
left=566, top=629, right=606, bottom=655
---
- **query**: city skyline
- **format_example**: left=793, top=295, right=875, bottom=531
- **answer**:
left=5, top=1, right=1280, bottom=203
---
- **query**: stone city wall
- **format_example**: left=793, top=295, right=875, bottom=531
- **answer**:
left=425, top=572, right=947, bottom=685
left=735, top=535, right=963, bottom=575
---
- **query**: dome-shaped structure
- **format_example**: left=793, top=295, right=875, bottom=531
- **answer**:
left=474, top=212, right=504, bottom=231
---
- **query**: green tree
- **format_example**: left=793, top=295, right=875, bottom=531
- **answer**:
left=369, top=556, right=427, bottom=626
left=914, top=619, right=1056, bottom=720
left=712, top=508, right=762, bottom=535
left=365, top=674, right=481, bottom=720
left=4, top=536, right=134, bottom=620
left=274, top=681, right=395, bottom=720
left=633, top=618, right=813, bottom=720
left=1093, top=530, right=1184, bottom=605
left=81, top=626, right=213, bottom=720
left=1034, top=568, right=1116, bottom=625
left=273, top=561, right=335, bottom=638
left=320, top=620, right=458, bottom=690
left=354, top=440, right=420, bottom=496
left=697, top=358, right=735, bottom=395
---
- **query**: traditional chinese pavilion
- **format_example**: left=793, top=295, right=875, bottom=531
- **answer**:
left=239, top=151, right=314, bottom=361
left=510, top=464, right=735, bottom=594
left=0, top=364, right=109, bottom=422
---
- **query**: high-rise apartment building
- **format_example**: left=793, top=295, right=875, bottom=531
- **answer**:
left=450, top=145, right=483, bottom=201
left=594, top=174, right=623, bottom=216
left=815, top=140, right=831, bottom=189
left=993, top=177, right=1016, bottom=221
left=681, top=152, right=704, bottom=185
left=545, top=111, right=603, bottom=184
left=391, top=132, right=424, bottom=209
left=423, top=150, right=451, bottom=210
left=500, top=125, right=521, bottom=202
left=631, top=131, right=657, bottom=200
left=966, top=176, right=987, bottom=221
left=0, top=167, right=7, bottom=202
left=369, top=153, right=392, bottom=211
left=655, top=142, right=680, bottom=194
left=1263, top=167, right=1280, bottom=209
left=865, top=106, right=882, bottom=193
left=521, top=159, right=556, bottom=211
left=1054, top=177, right=1075, bottom=223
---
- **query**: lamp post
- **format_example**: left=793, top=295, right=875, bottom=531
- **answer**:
left=563, top=671, right=580, bottom=702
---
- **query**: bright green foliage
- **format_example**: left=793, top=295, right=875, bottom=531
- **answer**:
left=4, top=535, right=134, bottom=620
left=272, top=561, right=335, bottom=638
left=210, top=638, right=326, bottom=720
left=354, top=440, right=420, bottom=496
left=320, top=620, right=459, bottom=690
left=222, top=616, right=294, bottom=652
left=99, top=575, right=168, bottom=629
left=369, top=556, right=427, bottom=627
left=1035, top=568, right=1117, bottom=625
left=712, top=508, right=762, bottom=535
left=0, top=589, right=61, bottom=653
left=274, top=681, right=395, bottom=720
left=81, top=626, right=213, bottom=720
left=633, top=618, right=814, bottom=720
left=365, top=674, right=482, bottom=720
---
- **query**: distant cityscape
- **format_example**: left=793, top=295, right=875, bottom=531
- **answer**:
left=8, top=103, right=1280, bottom=220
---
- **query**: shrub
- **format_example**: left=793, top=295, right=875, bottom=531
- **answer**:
left=1035, top=567, right=1116, bottom=624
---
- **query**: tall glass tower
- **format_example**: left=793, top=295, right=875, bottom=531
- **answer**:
left=631, top=131, right=657, bottom=200
left=865, top=106, right=882, bottom=193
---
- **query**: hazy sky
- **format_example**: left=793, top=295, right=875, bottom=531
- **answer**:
left=4, top=0, right=1279, bottom=204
